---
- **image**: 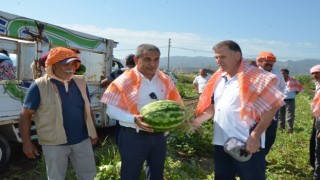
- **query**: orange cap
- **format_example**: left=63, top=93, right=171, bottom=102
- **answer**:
left=45, top=47, right=81, bottom=69
left=256, top=52, right=277, bottom=62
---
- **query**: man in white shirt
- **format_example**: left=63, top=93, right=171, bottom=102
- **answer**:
left=100, top=44, right=182, bottom=180
left=193, top=69, right=211, bottom=94
left=192, top=40, right=284, bottom=179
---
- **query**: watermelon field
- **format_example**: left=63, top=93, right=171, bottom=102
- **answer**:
left=0, top=74, right=317, bottom=180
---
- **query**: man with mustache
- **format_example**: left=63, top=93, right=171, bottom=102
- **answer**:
left=19, top=47, right=98, bottom=180
left=100, top=44, right=182, bottom=180
left=256, top=52, right=286, bottom=164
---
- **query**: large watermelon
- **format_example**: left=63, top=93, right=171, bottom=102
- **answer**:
left=140, top=100, right=186, bottom=132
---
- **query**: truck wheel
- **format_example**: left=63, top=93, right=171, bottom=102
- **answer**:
left=0, top=135, right=11, bottom=172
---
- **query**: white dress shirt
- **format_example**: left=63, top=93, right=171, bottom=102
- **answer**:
left=107, top=72, right=166, bottom=129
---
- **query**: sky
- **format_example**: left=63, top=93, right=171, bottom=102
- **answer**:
left=2, top=0, right=320, bottom=61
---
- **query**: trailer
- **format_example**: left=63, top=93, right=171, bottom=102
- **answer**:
left=0, top=10, right=121, bottom=171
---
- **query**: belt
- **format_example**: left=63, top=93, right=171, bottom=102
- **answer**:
left=122, top=127, right=164, bottom=135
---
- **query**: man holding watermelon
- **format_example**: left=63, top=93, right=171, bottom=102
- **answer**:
left=192, top=40, right=285, bottom=179
left=100, top=44, right=182, bottom=180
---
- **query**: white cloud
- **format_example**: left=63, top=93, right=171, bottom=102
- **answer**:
left=61, top=24, right=320, bottom=61
left=62, top=24, right=214, bottom=58
left=238, top=39, right=320, bottom=61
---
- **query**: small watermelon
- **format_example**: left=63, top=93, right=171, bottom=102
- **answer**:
left=74, top=64, right=86, bottom=75
left=140, top=100, right=186, bottom=132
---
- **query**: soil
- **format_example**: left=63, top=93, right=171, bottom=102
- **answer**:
left=0, top=142, right=40, bottom=179
left=182, top=97, right=215, bottom=172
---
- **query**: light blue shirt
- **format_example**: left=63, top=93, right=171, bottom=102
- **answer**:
left=284, top=85, right=297, bottom=99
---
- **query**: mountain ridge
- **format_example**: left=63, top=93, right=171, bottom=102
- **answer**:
left=159, top=56, right=320, bottom=76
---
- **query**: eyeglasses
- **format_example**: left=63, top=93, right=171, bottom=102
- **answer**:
left=149, top=92, right=158, bottom=100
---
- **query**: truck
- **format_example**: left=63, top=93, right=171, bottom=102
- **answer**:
left=0, top=10, right=122, bottom=171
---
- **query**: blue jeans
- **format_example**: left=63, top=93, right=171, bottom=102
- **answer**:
left=214, top=145, right=266, bottom=180
left=118, top=127, right=167, bottom=180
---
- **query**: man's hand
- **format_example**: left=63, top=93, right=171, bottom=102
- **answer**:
left=20, top=109, right=39, bottom=159
left=91, top=137, right=98, bottom=145
left=191, top=118, right=202, bottom=130
left=191, top=105, right=214, bottom=130
left=245, top=132, right=261, bottom=154
left=245, top=106, right=278, bottom=154
left=134, top=114, right=153, bottom=132
left=22, top=141, right=40, bottom=159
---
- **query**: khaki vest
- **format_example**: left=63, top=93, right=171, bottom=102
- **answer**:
left=34, top=75, right=97, bottom=145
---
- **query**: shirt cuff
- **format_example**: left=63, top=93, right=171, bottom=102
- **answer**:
left=107, top=105, right=135, bottom=124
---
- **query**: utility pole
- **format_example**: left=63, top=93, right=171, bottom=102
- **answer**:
left=167, top=38, right=171, bottom=71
